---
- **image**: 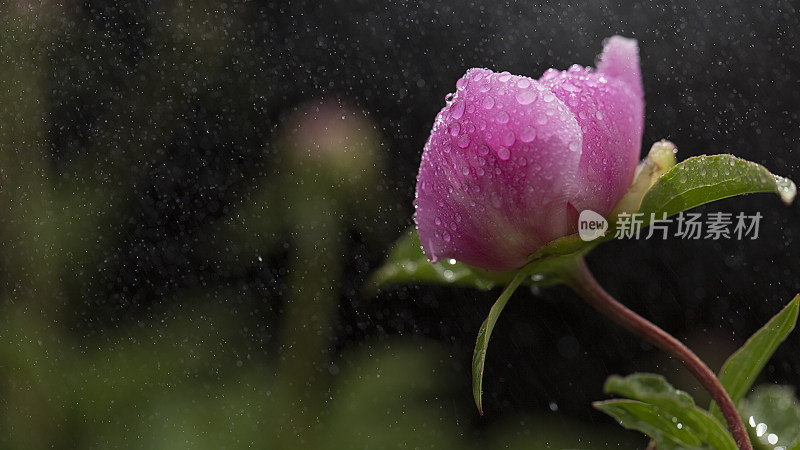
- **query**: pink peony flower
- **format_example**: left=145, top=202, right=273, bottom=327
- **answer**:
left=414, top=36, right=644, bottom=271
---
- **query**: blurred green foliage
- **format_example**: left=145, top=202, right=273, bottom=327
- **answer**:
left=0, top=3, right=641, bottom=449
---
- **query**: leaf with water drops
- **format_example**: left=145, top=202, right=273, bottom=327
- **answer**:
left=597, top=373, right=737, bottom=450
left=594, top=400, right=704, bottom=450
left=637, top=154, right=796, bottom=225
left=710, top=295, right=799, bottom=422
left=740, top=384, right=800, bottom=450
left=364, top=227, right=511, bottom=295
left=366, top=227, right=596, bottom=295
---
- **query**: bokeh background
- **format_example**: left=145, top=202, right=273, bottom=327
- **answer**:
left=1, top=0, right=798, bottom=448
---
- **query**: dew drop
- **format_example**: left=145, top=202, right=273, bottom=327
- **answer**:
left=515, top=89, right=537, bottom=105
left=472, top=71, right=485, bottom=82
left=541, top=68, right=558, bottom=80
left=479, top=120, right=487, bottom=130
left=496, top=146, right=511, bottom=160
left=434, top=217, right=442, bottom=225
left=496, top=111, right=510, bottom=124
left=457, top=134, right=470, bottom=149
left=502, top=131, right=515, bottom=146
left=517, top=78, right=531, bottom=89
left=456, top=77, right=468, bottom=90
left=498, top=72, right=512, bottom=82
left=774, top=175, right=797, bottom=204
left=543, top=93, right=556, bottom=103
left=448, top=122, right=461, bottom=136
left=482, top=95, right=495, bottom=109
left=442, top=231, right=451, bottom=242
left=478, top=144, right=490, bottom=156
left=569, top=140, right=581, bottom=152
left=594, top=110, right=604, bottom=120
left=562, top=81, right=580, bottom=92
left=451, top=101, right=466, bottom=119
left=520, top=126, right=537, bottom=143
left=479, top=83, right=491, bottom=93
left=461, top=166, right=470, bottom=175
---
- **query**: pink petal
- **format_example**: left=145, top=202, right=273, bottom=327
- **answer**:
left=538, top=36, right=644, bottom=216
left=415, top=69, right=583, bottom=270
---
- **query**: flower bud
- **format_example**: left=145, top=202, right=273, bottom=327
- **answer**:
left=414, top=36, right=644, bottom=270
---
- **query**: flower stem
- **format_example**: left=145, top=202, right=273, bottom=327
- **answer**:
left=560, top=257, right=752, bottom=450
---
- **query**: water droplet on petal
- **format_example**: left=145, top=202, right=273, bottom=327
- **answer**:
left=456, top=77, right=468, bottom=90
left=457, top=134, right=470, bottom=149
left=498, top=72, right=512, bottom=82
left=502, top=131, right=515, bottom=146
left=461, top=166, right=470, bottom=175
left=496, top=111, right=510, bottom=124
left=448, top=122, right=461, bottom=136
left=562, top=81, right=580, bottom=92
left=595, top=110, right=604, bottom=120
left=569, top=140, right=581, bottom=152
left=496, top=146, right=511, bottom=160
left=478, top=83, right=491, bottom=93
left=478, top=144, right=490, bottom=155
left=568, top=64, right=583, bottom=73
left=435, top=217, right=442, bottom=225
left=515, top=89, right=537, bottom=105
left=520, top=126, right=537, bottom=142
left=543, top=93, right=556, bottom=102
left=451, top=101, right=466, bottom=119
left=443, top=231, right=451, bottom=242
left=481, top=95, right=495, bottom=109
left=541, top=68, right=559, bottom=80
left=517, top=78, right=531, bottom=89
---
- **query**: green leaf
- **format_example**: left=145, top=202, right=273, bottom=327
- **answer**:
left=365, top=228, right=597, bottom=295
left=363, top=228, right=511, bottom=295
left=594, top=399, right=705, bottom=449
left=637, top=155, right=796, bottom=224
left=471, top=269, right=530, bottom=415
left=602, top=373, right=737, bottom=450
left=740, top=384, right=800, bottom=450
left=710, top=295, right=799, bottom=422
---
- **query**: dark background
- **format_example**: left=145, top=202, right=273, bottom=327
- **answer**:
left=3, top=0, right=799, bottom=447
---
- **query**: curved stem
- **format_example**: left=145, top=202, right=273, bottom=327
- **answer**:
left=560, top=257, right=752, bottom=450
